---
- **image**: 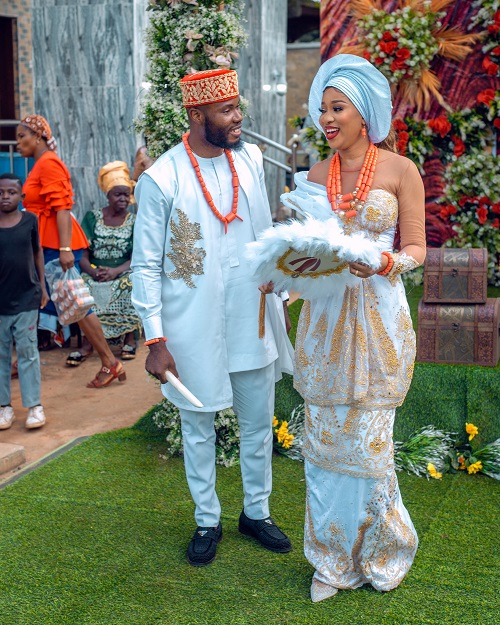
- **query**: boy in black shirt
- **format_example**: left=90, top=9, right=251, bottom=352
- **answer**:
left=0, top=173, right=49, bottom=429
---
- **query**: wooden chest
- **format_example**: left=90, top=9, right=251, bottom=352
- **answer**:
left=423, top=248, right=488, bottom=304
left=417, top=298, right=500, bottom=366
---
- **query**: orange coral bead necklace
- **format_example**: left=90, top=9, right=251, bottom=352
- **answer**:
left=182, top=131, right=242, bottom=234
left=326, top=142, right=378, bottom=218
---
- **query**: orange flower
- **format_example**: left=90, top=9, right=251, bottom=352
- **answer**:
left=476, top=89, right=495, bottom=106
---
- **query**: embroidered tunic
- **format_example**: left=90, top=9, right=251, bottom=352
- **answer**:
left=131, top=142, right=294, bottom=412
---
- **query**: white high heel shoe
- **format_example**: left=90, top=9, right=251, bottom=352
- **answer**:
left=310, top=578, right=338, bottom=603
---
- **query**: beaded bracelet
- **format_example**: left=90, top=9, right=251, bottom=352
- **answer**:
left=144, top=337, right=167, bottom=346
left=376, top=251, right=394, bottom=276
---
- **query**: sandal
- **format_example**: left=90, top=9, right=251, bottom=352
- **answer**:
left=66, top=351, right=91, bottom=367
left=121, top=344, right=136, bottom=360
left=11, top=361, right=18, bottom=379
left=86, top=360, right=126, bottom=388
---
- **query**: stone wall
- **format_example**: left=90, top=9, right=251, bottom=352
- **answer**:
left=30, top=0, right=148, bottom=220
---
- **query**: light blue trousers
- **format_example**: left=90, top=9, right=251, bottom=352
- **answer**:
left=179, top=363, right=275, bottom=527
left=0, top=309, right=41, bottom=408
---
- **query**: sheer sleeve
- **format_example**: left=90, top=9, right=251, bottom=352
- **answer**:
left=387, top=159, right=426, bottom=277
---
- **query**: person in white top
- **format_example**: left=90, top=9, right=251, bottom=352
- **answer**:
left=131, top=68, right=294, bottom=567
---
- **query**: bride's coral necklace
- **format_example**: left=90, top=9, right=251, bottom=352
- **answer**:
left=326, top=143, right=378, bottom=218
left=182, top=132, right=242, bottom=234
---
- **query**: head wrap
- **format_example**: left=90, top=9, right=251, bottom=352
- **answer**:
left=98, top=161, right=136, bottom=198
left=180, top=69, right=239, bottom=108
left=308, top=54, right=392, bottom=144
left=20, top=114, right=57, bottom=151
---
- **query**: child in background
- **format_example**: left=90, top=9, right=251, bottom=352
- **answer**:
left=0, top=173, right=49, bottom=430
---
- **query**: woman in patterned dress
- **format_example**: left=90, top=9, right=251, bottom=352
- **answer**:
left=282, top=55, right=426, bottom=603
left=78, top=162, right=142, bottom=360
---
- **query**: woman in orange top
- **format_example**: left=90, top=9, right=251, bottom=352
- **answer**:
left=17, top=115, right=126, bottom=388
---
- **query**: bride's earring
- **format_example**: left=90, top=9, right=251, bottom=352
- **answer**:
left=361, top=124, right=367, bottom=138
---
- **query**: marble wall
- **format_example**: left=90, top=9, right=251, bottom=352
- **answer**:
left=31, top=0, right=148, bottom=220
left=238, top=0, right=288, bottom=213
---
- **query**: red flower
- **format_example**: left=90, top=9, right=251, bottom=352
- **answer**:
left=390, top=59, right=408, bottom=72
left=492, top=202, right=500, bottom=214
left=495, top=10, right=500, bottom=23
left=479, top=196, right=490, bottom=206
left=396, top=47, right=411, bottom=60
left=452, top=135, right=465, bottom=157
left=382, top=31, right=395, bottom=41
left=393, top=119, right=408, bottom=131
left=379, top=40, right=398, bottom=54
left=458, top=197, right=469, bottom=207
left=494, top=118, right=500, bottom=129
left=483, top=56, right=499, bottom=75
left=363, top=50, right=371, bottom=61
left=428, top=116, right=452, bottom=138
left=448, top=204, right=458, bottom=215
left=492, top=47, right=500, bottom=56
left=476, top=207, right=488, bottom=224
left=375, top=57, right=384, bottom=65
left=488, top=23, right=500, bottom=34
left=440, top=206, right=450, bottom=220
left=493, top=218, right=500, bottom=229
left=476, top=89, right=496, bottom=106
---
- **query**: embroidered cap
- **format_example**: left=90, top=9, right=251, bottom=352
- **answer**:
left=180, top=69, right=239, bottom=108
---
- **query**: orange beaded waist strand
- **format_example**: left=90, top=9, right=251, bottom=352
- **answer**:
left=182, top=132, right=242, bottom=234
left=326, top=143, right=378, bottom=218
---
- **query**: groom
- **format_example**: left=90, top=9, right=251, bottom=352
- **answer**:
left=131, top=68, right=294, bottom=566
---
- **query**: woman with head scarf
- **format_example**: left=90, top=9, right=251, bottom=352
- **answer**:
left=78, top=161, right=142, bottom=359
left=17, top=115, right=126, bottom=388
left=281, top=55, right=426, bottom=602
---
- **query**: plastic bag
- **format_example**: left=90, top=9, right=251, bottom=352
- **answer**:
left=44, top=259, right=94, bottom=325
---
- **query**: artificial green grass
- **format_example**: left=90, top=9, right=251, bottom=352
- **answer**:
left=0, top=427, right=499, bottom=625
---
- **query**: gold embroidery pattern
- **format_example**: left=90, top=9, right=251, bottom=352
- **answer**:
left=303, top=404, right=395, bottom=478
left=388, top=251, right=420, bottom=286
left=304, top=468, right=418, bottom=591
left=166, top=209, right=206, bottom=288
left=295, top=280, right=414, bottom=409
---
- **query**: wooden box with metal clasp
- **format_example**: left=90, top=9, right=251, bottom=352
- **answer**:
left=417, top=298, right=500, bottom=367
left=423, top=248, right=488, bottom=304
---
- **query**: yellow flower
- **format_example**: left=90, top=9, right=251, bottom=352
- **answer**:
left=467, top=461, right=483, bottom=474
left=465, top=422, right=478, bottom=441
left=427, top=463, right=442, bottom=479
left=272, top=416, right=278, bottom=428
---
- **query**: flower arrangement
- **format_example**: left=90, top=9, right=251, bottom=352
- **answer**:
left=470, top=0, right=500, bottom=79
left=450, top=422, right=500, bottom=479
left=440, top=150, right=500, bottom=285
left=135, top=0, right=247, bottom=157
left=151, top=398, right=241, bottom=467
left=272, top=404, right=305, bottom=461
left=338, top=0, right=479, bottom=111
left=393, top=425, right=456, bottom=478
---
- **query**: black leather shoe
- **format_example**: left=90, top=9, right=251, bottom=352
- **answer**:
left=238, top=511, right=292, bottom=553
left=187, top=524, right=222, bottom=566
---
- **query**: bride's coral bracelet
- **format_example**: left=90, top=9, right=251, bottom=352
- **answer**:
left=376, top=252, right=394, bottom=276
left=144, top=337, right=167, bottom=346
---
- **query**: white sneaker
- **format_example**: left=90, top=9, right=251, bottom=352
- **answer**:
left=0, top=405, right=15, bottom=430
left=26, top=405, right=46, bottom=429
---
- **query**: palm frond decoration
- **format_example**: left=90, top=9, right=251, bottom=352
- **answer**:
left=339, top=0, right=481, bottom=112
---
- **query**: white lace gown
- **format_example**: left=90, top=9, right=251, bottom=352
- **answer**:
left=286, top=173, right=418, bottom=591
